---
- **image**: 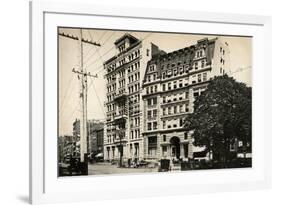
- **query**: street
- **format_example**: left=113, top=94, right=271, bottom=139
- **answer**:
left=88, top=162, right=158, bottom=175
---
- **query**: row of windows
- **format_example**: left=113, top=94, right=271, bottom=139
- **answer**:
left=195, top=49, right=205, bottom=59
left=147, top=109, right=157, bottom=119
left=128, top=83, right=140, bottom=94
left=146, top=117, right=186, bottom=131
left=130, top=129, right=140, bottom=139
left=162, top=92, right=188, bottom=104
left=107, top=75, right=116, bottom=83
left=128, top=50, right=140, bottom=62
left=107, top=83, right=116, bottom=93
left=162, top=118, right=185, bottom=129
left=163, top=104, right=189, bottom=116
left=118, top=78, right=126, bottom=88
left=145, top=73, right=158, bottom=83
left=190, top=72, right=208, bottom=84
left=147, top=122, right=157, bottom=131
left=128, top=94, right=140, bottom=104
left=128, top=72, right=140, bottom=83
left=162, top=79, right=188, bottom=91
left=159, top=59, right=207, bottom=81
left=107, top=104, right=116, bottom=112
left=130, top=117, right=140, bottom=127
left=146, top=85, right=158, bottom=94
left=117, top=50, right=141, bottom=67
left=128, top=61, right=140, bottom=73
left=129, top=104, right=140, bottom=115
left=106, top=60, right=139, bottom=83
left=162, top=66, right=187, bottom=79
left=118, top=43, right=126, bottom=52
left=107, top=93, right=116, bottom=102
left=193, top=59, right=206, bottom=70
left=160, top=61, right=186, bottom=70
left=147, top=97, right=157, bottom=106
left=107, top=134, right=116, bottom=143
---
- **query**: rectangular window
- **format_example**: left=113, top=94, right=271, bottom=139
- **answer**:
left=153, top=122, right=157, bottom=130
left=162, top=84, right=166, bottom=91
left=168, top=83, right=171, bottom=90
left=174, top=106, right=177, bottom=114
left=179, top=80, right=183, bottom=88
left=201, top=60, right=205, bottom=68
left=198, top=74, right=202, bottom=82
left=195, top=62, right=198, bottom=70
left=147, top=110, right=151, bottom=118
left=163, top=108, right=166, bottom=116
left=148, top=147, right=157, bottom=156
left=180, top=118, right=183, bottom=126
left=163, top=121, right=166, bottom=129
left=173, top=81, right=177, bottom=89
left=153, top=98, right=157, bottom=105
left=203, top=72, right=207, bottom=81
left=147, top=99, right=152, bottom=106
left=163, top=135, right=166, bottom=142
left=180, top=105, right=183, bottom=113
left=153, top=110, right=157, bottom=117
left=184, top=132, right=188, bottom=140
left=147, top=123, right=152, bottom=131
left=185, top=105, right=189, bottom=112
left=163, top=96, right=166, bottom=103
left=168, top=107, right=171, bottom=115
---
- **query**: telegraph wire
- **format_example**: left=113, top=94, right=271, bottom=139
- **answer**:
left=83, top=31, right=117, bottom=69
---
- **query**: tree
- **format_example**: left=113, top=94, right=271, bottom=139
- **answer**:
left=184, top=75, right=252, bottom=166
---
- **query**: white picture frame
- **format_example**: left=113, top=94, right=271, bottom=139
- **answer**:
left=30, top=1, right=272, bottom=204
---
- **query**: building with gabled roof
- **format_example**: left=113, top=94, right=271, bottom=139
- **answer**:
left=142, top=37, right=230, bottom=162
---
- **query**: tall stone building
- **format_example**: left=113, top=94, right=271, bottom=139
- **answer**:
left=142, top=37, right=230, bottom=162
left=103, top=33, right=161, bottom=163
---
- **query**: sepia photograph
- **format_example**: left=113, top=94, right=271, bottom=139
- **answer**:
left=58, top=27, right=252, bottom=177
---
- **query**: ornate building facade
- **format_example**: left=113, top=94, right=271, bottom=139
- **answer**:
left=142, top=37, right=230, bottom=162
left=103, top=34, right=161, bottom=164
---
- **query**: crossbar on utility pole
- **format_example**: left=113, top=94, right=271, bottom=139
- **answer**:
left=59, top=32, right=101, bottom=47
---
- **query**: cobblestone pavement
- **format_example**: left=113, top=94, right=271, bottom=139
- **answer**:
left=88, top=162, right=158, bottom=175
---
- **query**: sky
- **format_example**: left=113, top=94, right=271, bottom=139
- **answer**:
left=58, top=28, right=252, bottom=136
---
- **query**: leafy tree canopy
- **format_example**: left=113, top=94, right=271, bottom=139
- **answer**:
left=184, top=75, right=252, bottom=155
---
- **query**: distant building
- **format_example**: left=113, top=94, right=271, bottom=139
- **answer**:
left=142, top=37, right=230, bottom=162
left=72, top=119, right=105, bottom=158
left=87, top=119, right=104, bottom=155
left=58, top=135, right=76, bottom=163
left=73, top=118, right=80, bottom=142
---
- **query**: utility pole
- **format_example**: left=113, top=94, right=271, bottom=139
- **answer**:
left=59, top=29, right=100, bottom=164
